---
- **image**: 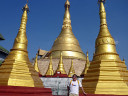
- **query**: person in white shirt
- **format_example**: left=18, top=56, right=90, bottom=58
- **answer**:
left=67, top=74, right=86, bottom=96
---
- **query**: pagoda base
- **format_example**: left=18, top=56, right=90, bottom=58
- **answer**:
left=0, top=86, right=52, bottom=96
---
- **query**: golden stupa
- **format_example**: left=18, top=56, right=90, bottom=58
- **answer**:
left=37, top=0, right=86, bottom=76
left=50, top=0, right=86, bottom=60
left=81, top=51, right=90, bottom=76
left=82, top=0, right=128, bottom=95
left=45, top=55, right=54, bottom=76
left=68, top=59, right=75, bottom=77
left=0, top=4, right=43, bottom=87
left=56, top=52, right=67, bottom=74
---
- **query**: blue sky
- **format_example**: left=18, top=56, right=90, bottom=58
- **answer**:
left=0, top=0, right=128, bottom=66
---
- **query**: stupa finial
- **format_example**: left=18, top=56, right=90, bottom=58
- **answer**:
left=22, top=2, right=29, bottom=12
left=98, top=0, right=106, bottom=3
left=65, top=0, right=70, bottom=8
left=63, top=0, right=71, bottom=26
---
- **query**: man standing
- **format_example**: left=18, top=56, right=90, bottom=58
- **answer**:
left=67, top=74, right=86, bottom=96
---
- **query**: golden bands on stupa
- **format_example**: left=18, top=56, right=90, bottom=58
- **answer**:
left=81, top=0, right=128, bottom=95
left=50, top=0, right=86, bottom=60
left=0, top=4, right=43, bottom=87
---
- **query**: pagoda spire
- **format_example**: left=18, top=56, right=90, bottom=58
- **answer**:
left=81, top=51, right=90, bottom=76
left=68, top=59, right=75, bottom=77
left=93, top=0, right=120, bottom=61
left=81, top=0, right=128, bottom=95
left=50, top=0, right=86, bottom=60
left=56, top=52, right=66, bottom=74
left=0, top=3, right=43, bottom=87
left=45, top=55, right=54, bottom=76
left=64, top=0, right=70, bottom=21
left=34, top=53, right=39, bottom=72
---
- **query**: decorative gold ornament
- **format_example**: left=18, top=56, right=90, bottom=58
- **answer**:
left=56, top=52, right=67, bottom=74
left=45, top=55, right=54, bottom=76
left=34, top=53, right=39, bottom=72
left=50, top=0, right=86, bottom=60
left=68, top=59, right=75, bottom=77
left=81, top=1, right=128, bottom=95
left=81, top=51, right=90, bottom=76
left=0, top=4, right=43, bottom=87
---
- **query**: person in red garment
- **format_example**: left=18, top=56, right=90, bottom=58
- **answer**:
left=67, top=74, right=86, bottom=96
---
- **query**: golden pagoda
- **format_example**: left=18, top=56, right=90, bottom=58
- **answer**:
left=56, top=52, right=67, bottom=74
left=50, top=0, right=86, bottom=60
left=45, top=55, right=54, bottom=76
left=37, top=0, right=86, bottom=76
left=34, top=53, right=39, bottom=72
left=0, top=4, right=43, bottom=87
left=81, top=51, right=90, bottom=76
left=68, top=59, right=75, bottom=77
left=82, top=0, right=128, bottom=95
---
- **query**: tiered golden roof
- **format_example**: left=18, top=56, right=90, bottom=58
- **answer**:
left=34, top=53, right=39, bottom=72
left=50, top=0, right=86, bottom=60
left=68, top=60, right=75, bottom=77
left=81, top=51, right=90, bottom=76
left=82, top=0, right=128, bottom=95
left=56, top=52, right=66, bottom=74
left=0, top=4, right=43, bottom=87
left=45, top=55, right=54, bottom=76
